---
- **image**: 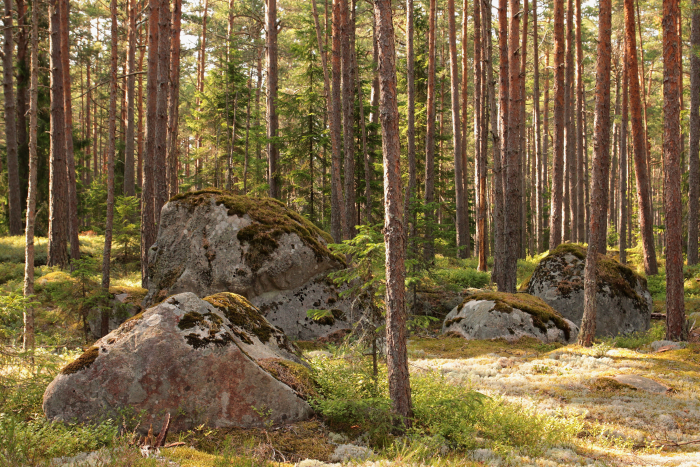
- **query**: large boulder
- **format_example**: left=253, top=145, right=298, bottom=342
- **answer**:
left=523, top=244, right=652, bottom=337
left=43, top=292, right=314, bottom=432
left=442, top=291, right=577, bottom=344
left=143, top=190, right=352, bottom=338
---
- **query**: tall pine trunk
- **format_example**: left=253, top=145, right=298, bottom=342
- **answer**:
left=624, top=0, right=658, bottom=275
left=341, top=0, right=355, bottom=238
left=620, top=62, right=629, bottom=264
left=141, top=0, right=159, bottom=286
left=533, top=0, right=543, bottom=253
left=168, top=0, right=182, bottom=197
left=101, top=0, right=119, bottom=336
left=373, top=0, right=413, bottom=426
left=447, top=0, right=467, bottom=258
left=404, top=0, right=416, bottom=238
left=575, top=0, right=585, bottom=242
left=154, top=0, right=171, bottom=220
left=493, top=0, right=508, bottom=290
left=475, top=0, right=486, bottom=269
left=504, top=0, right=522, bottom=293
left=663, top=0, right=685, bottom=340
left=48, top=0, right=68, bottom=268
left=4, top=0, right=21, bottom=235
left=579, top=0, right=612, bottom=346
left=688, top=0, right=700, bottom=265
left=124, top=0, right=137, bottom=196
left=266, top=0, right=279, bottom=198
left=23, top=0, right=39, bottom=351
left=550, top=0, right=566, bottom=249
left=423, top=0, right=437, bottom=263
left=59, top=0, right=80, bottom=262
left=329, top=0, right=346, bottom=241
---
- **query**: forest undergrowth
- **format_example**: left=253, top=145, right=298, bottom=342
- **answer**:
left=1, top=235, right=699, bottom=466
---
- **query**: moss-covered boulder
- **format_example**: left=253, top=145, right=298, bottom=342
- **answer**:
left=442, top=291, right=578, bottom=344
left=43, top=292, right=313, bottom=432
left=143, top=190, right=352, bottom=338
left=523, top=244, right=652, bottom=337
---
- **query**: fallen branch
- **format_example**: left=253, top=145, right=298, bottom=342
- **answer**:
left=650, top=313, right=666, bottom=320
left=652, top=438, right=700, bottom=448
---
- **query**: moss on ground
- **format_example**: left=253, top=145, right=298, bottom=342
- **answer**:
left=60, top=346, right=100, bottom=375
left=181, top=420, right=334, bottom=463
left=108, top=285, right=147, bottom=306
left=170, top=189, right=344, bottom=271
left=204, top=292, right=276, bottom=344
left=409, top=336, right=562, bottom=359
left=257, top=358, right=319, bottom=400
left=591, top=377, right=637, bottom=393
left=460, top=291, right=571, bottom=340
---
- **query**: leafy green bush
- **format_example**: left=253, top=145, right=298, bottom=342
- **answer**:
left=0, top=415, right=118, bottom=466
left=0, top=236, right=48, bottom=265
left=434, top=268, right=490, bottom=290
left=610, top=321, right=666, bottom=349
left=646, top=273, right=667, bottom=300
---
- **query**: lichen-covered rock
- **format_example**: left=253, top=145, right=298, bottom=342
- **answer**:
left=442, top=291, right=577, bottom=344
left=143, top=189, right=345, bottom=307
left=43, top=292, right=313, bottom=432
left=251, top=276, right=353, bottom=340
left=523, top=244, right=652, bottom=337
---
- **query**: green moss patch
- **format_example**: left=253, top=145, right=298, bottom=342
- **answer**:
left=61, top=347, right=100, bottom=375
left=461, top=291, right=571, bottom=340
left=258, top=358, right=318, bottom=400
left=170, top=190, right=344, bottom=271
left=204, top=292, right=276, bottom=344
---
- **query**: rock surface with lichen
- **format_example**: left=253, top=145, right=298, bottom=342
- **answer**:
left=142, top=190, right=352, bottom=339
left=523, top=244, right=652, bottom=337
left=442, top=291, right=578, bottom=344
left=43, top=292, right=314, bottom=432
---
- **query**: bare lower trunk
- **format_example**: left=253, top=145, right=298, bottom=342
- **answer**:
left=124, top=0, right=137, bottom=196
left=102, top=0, right=119, bottom=336
left=48, top=0, right=68, bottom=268
left=504, top=0, right=522, bottom=293
left=23, top=0, right=40, bottom=351
left=493, top=0, right=508, bottom=290
left=267, top=0, right=279, bottom=198
left=404, top=0, right=416, bottom=240
left=4, top=0, right=21, bottom=236
left=579, top=0, right=612, bottom=347
left=619, top=62, right=629, bottom=264
left=373, top=0, right=413, bottom=426
left=341, top=0, right=355, bottom=238
left=423, top=0, right=437, bottom=263
left=447, top=0, right=467, bottom=258
left=474, top=0, right=485, bottom=268
left=624, top=0, right=658, bottom=275
left=141, top=0, right=159, bottom=286
left=663, top=0, right=685, bottom=340
left=154, top=0, right=171, bottom=221
left=533, top=0, right=542, bottom=253
left=688, top=0, right=700, bottom=265
left=168, top=0, right=182, bottom=197
left=550, top=0, right=566, bottom=249
left=575, top=0, right=585, bottom=242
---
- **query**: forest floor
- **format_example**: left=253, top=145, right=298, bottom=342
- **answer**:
left=1, top=235, right=700, bottom=466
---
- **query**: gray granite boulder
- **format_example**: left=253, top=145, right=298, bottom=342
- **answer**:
left=44, top=292, right=314, bottom=432
left=142, top=190, right=352, bottom=339
left=524, top=244, right=652, bottom=337
left=442, top=291, right=577, bottom=344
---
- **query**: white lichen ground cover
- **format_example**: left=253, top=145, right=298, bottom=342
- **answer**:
left=407, top=340, right=700, bottom=467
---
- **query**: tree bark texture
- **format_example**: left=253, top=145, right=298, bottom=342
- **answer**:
left=475, top=0, right=486, bottom=269
left=564, top=0, right=576, bottom=243
left=550, top=0, right=565, bottom=249
left=124, top=0, right=137, bottom=197
left=575, top=0, right=585, bottom=242
left=663, top=0, right=686, bottom=340
left=168, top=0, right=182, bottom=197
left=59, top=0, right=80, bottom=262
left=688, top=0, right=700, bottom=265
left=4, top=0, right=21, bottom=235
left=623, top=0, right=658, bottom=275
left=447, top=0, right=467, bottom=258
left=423, top=0, right=437, bottom=263
left=330, top=0, right=346, bottom=241
left=579, top=0, right=612, bottom=346
left=533, top=0, right=543, bottom=253
left=23, top=0, right=39, bottom=351
left=267, top=0, right=279, bottom=199
left=102, top=0, right=119, bottom=336
left=404, top=0, right=416, bottom=238
left=373, top=0, right=413, bottom=426
left=141, top=0, right=159, bottom=286
left=154, top=0, right=171, bottom=222
left=505, top=0, right=522, bottom=293
left=619, top=61, right=629, bottom=264
left=341, top=0, right=355, bottom=238
left=48, top=0, right=69, bottom=268
left=494, top=0, right=508, bottom=290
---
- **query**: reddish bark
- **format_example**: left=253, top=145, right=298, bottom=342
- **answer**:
left=550, top=0, right=566, bottom=249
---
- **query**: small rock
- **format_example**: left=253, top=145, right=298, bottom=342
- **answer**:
left=614, top=374, right=670, bottom=393
left=651, top=340, right=685, bottom=352
left=329, top=444, right=373, bottom=463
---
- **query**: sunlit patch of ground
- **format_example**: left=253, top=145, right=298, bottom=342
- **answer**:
left=409, top=337, right=700, bottom=466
